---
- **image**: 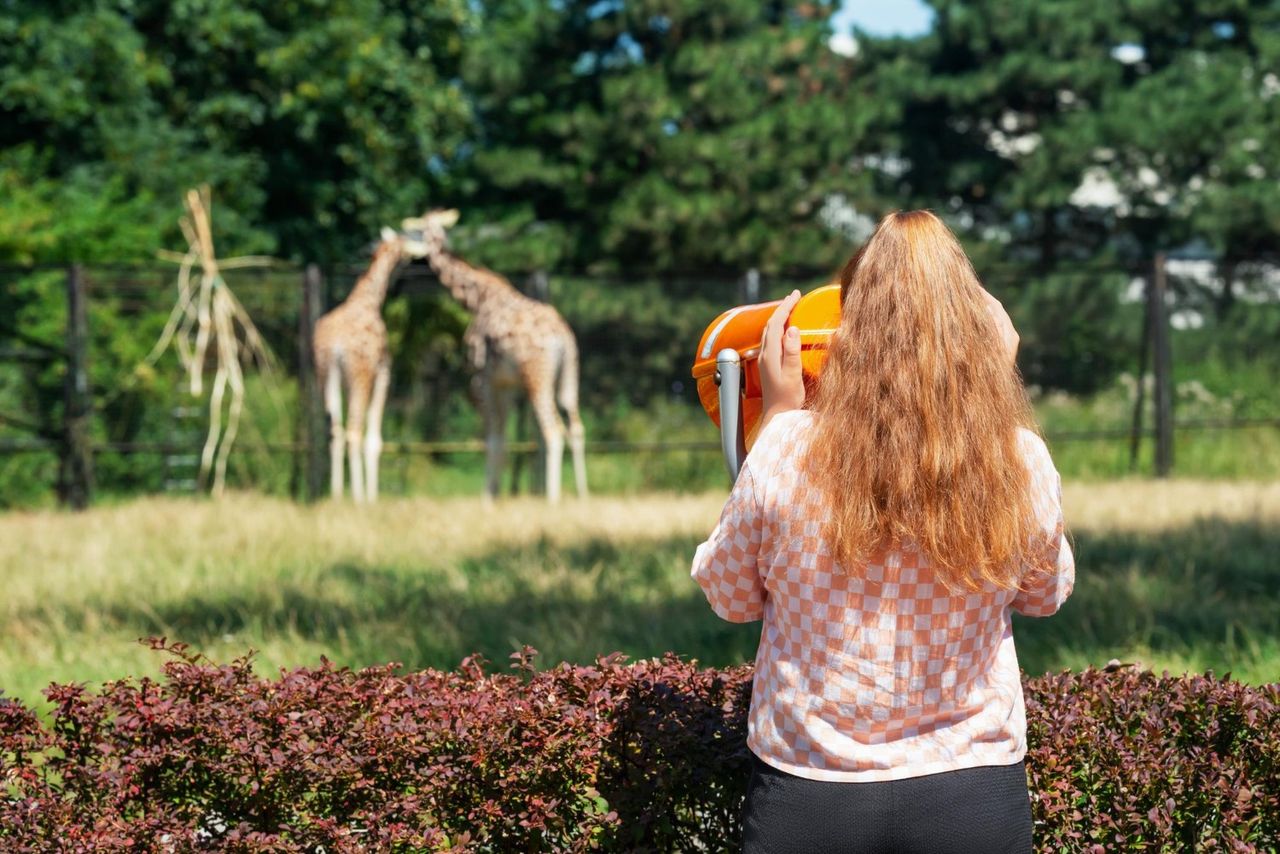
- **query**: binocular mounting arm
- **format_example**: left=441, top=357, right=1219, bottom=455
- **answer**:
left=714, top=348, right=747, bottom=482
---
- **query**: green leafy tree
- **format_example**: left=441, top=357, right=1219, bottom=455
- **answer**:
left=1092, top=3, right=1280, bottom=316
left=0, top=0, right=474, bottom=261
left=0, top=0, right=477, bottom=503
left=452, top=0, right=889, bottom=274
left=0, top=147, right=178, bottom=506
left=860, top=0, right=1280, bottom=392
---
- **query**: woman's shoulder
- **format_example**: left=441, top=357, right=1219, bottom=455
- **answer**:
left=1014, top=427, right=1057, bottom=479
left=1015, top=426, right=1046, bottom=453
left=748, top=410, right=814, bottom=466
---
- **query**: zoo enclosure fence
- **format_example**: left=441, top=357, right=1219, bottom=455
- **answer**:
left=0, top=258, right=1275, bottom=508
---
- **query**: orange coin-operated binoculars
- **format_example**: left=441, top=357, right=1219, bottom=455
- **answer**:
left=691, top=284, right=841, bottom=480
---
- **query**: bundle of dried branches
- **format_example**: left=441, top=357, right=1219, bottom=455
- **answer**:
left=148, top=187, right=278, bottom=496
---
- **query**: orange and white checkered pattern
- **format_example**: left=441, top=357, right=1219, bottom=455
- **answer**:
left=692, top=411, right=1074, bottom=782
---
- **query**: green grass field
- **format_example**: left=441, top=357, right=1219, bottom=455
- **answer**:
left=1, top=482, right=1277, bottom=710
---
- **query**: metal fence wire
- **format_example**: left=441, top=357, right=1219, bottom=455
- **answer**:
left=0, top=257, right=1277, bottom=506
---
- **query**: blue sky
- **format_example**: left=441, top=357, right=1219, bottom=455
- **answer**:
left=832, top=0, right=934, bottom=37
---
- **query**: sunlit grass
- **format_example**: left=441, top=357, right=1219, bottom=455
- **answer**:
left=1, top=482, right=1277, bottom=710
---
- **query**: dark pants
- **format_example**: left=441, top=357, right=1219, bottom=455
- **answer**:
left=742, top=754, right=1033, bottom=854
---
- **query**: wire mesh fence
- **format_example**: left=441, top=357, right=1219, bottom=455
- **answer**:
left=1, top=256, right=1277, bottom=507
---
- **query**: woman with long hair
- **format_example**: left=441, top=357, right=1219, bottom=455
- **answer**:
left=692, top=210, right=1074, bottom=853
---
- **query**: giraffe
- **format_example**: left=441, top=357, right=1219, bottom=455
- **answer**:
left=312, top=228, right=413, bottom=503
left=401, top=209, right=588, bottom=503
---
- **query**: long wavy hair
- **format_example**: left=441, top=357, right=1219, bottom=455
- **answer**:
left=803, top=210, right=1046, bottom=591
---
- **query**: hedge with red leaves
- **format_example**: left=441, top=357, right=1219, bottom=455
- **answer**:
left=1, top=640, right=1276, bottom=852
left=1026, top=668, right=1278, bottom=852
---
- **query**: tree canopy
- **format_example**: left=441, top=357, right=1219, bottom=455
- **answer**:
left=3, top=0, right=1275, bottom=272
left=869, top=1, right=1277, bottom=256
left=0, top=0, right=1277, bottom=402
left=0, top=0, right=472, bottom=262
left=451, top=0, right=886, bottom=274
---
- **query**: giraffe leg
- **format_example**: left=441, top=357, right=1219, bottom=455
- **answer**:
left=566, top=414, right=587, bottom=499
left=323, top=358, right=345, bottom=500
left=557, top=347, right=588, bottom=499
left=364, top=358, right=391, bottom=502
left=527, top=372, right=565, bottom=505
left=346, top=374, right=372, bottom=504
left=482, top=379, right=512, bottom=503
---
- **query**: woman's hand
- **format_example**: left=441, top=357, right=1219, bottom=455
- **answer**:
left=980, top=288, right=1019, bottom=366
left=759, top=289, right=805, bottom=432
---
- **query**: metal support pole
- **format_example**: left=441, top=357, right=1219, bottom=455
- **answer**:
left=715, top=349, right=746, bottom=481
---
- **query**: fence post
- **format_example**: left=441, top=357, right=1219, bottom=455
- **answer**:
left=59, top=264, right=93, bottom=509
left=1151, top=253, right=1174, bottom=477
left=740, top=268, right=761, bottom=304
left=1128, top=283, right=1152, bottom=472
left=526, top=270, right=550, bottom=303
left=296, top=264, right=327, bottom=501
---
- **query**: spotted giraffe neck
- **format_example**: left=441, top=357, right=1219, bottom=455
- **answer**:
left=346, top=240, right=402, bottom=309
left=425, top=242, right=520, bottom=313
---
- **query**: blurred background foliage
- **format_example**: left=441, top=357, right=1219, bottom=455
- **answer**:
left=1, top=0, right=1278, bottom=504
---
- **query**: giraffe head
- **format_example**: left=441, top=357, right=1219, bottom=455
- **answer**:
left=400, top=209, right=459, bottom=256
left=372, top=225, right=427, bottom=262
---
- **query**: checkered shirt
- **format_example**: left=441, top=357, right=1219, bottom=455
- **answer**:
left=692, top=411, right=1074, bottom=782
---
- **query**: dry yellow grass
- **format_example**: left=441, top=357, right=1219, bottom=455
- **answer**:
left=0, top=492, right=731, bottom=703
left=1061, top=480, right=1280, bottom=531
left=1, top=481, right=1277, bottom=706
left=5, top=480, right=1274, bottom=584
left=0, top=491, right=722, bottom=612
